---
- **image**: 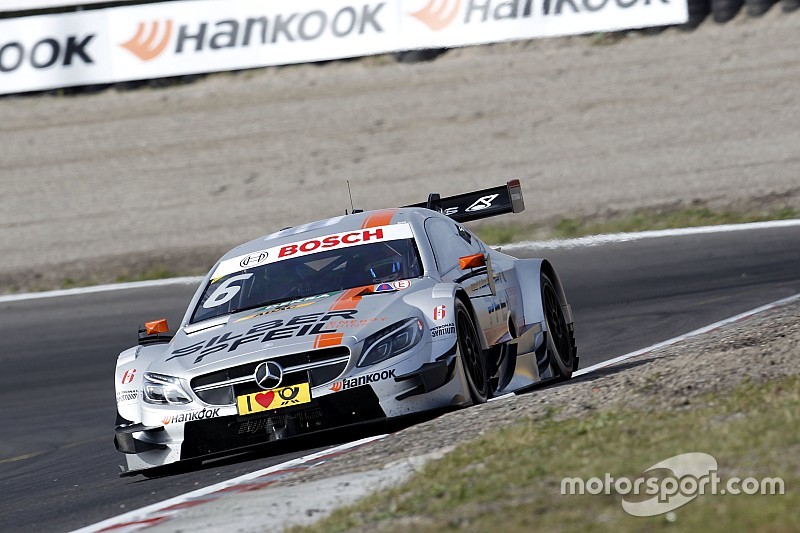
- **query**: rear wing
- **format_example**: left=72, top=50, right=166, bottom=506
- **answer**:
left=404, top=179, right=525, bottom=223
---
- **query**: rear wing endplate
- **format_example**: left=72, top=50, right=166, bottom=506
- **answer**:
left=405, top=179, right=525, bottom=223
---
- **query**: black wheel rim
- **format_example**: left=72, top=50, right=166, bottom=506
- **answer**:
left=458, top=308, right=486, bottom=394
left=544, top=283, right=572, bottom=368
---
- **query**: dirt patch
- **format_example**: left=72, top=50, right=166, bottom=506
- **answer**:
left=3, top=12, right=800, bottom=292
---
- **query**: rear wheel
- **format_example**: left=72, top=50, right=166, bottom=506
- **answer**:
left=456, top=300, right=489, bottom=404
left=542, top=274, right=576, bottom=379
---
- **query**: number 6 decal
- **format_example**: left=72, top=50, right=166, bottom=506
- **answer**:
left=202, top=273, right=253, bottom=309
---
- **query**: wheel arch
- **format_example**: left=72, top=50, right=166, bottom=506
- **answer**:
left=513, top=258, right=574, bottom=330
left=454, top=288, right=491, bottom=351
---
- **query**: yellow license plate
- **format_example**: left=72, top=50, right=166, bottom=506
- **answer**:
left=236, top=383, right=312, bottom=416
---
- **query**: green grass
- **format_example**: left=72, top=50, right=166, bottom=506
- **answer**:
left=475, top=206, right=799, bottom=245
left=298, top=376, right=800, bottom=532
left=53, top=267, right=185, bottom=290
left=113, top=266, right=183, bottom=284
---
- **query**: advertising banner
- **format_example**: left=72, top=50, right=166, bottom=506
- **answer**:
left=0, top=0, right=688, bottom=95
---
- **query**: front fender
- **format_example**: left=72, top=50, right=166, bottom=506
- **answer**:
left=402, top=282, right=490, bottom=351
left=114, top=343, right=171, bottom=424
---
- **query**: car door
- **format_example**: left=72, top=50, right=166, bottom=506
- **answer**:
left=424, top=217, right=510, bottom=346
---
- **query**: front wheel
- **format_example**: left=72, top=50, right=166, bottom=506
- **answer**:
left=542, top=274, right=576, bottom=380
left=456, top=300, right=489, bottom=404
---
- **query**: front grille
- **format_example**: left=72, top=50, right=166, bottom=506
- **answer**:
left=191, top=346, right=350, bottom=405
left=180, top=387, right=384, bottom=459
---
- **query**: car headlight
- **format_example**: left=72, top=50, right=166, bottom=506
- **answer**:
left=142, top=372, right=192, bottom=405
left=358, top=318, right=424, bottom=367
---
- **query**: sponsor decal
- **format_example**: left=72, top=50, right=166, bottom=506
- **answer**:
left=116, top=390, right=138, bottom=403
left=330, top=369, right=396, bottom=392
left=326, top=317, right=389, bottom=329
left=167, top=309, right=359, bottom=364
left=238, top=250, right=269, bottom=268
left=235, top=293, right=334, bottom=322
left=465, top=194, right=500, bottom=212
left=392, top=280, right=411, bottom=290
left=373, top=283, right=396, bottom=293
left=120, top=368, right=136, bottom=385
left=236, top=383, right=311, bottom=415
left=433, top=304, right=447, bottom=321
left=278, top=228, right=384, bottom=258
left=162, top=407, right=221, bottom=425
left=431, top=323, right=456, bottom=338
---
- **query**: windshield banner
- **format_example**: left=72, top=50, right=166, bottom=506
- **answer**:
left=211, top=223, right=415, bottom=281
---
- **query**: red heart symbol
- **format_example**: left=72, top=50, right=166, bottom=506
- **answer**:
left=255, top=391, right=274, bottom=409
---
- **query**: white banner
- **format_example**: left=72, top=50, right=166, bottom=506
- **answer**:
left=0, top=0, right=688, bottom=95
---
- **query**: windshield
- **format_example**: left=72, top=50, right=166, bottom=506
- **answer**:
left=191, top=238, right=422, bottom=324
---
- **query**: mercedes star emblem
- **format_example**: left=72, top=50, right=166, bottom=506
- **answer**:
left=254, top=360, right=283, bottom=390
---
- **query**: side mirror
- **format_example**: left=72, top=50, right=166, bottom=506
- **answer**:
left=145, top=319, right=169, bottom=334
left=459, top=253, right=486, bottom=270
left=138, top=318, right=172, bottom=346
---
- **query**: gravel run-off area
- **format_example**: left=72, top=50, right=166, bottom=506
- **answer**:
left=1, top=10, right=800, bottom=292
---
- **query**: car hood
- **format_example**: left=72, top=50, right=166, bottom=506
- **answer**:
left=149, top=281, right=425, bottom=378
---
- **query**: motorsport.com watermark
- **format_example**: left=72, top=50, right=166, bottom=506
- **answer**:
left=561, top=453, right=785, bottom=517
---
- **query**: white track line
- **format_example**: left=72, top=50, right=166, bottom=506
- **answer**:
left=3, top=219, right=798, bottom=304
left=71, top=291, right=800, bottom=532
left=573, top=292, right=800, bottom=377
left=503, top=218, right=800, bottom=251
left=72, top=434, right=387, bottom=533
left=0, top=277, right=204, bottom=304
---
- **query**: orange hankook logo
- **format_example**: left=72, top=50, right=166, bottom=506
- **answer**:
left=411, top=0, right=461, bottom=31
left=121, top=20, right=173, bottom=61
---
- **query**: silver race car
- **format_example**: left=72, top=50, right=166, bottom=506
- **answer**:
left=114, top=180, right=577, bottom=475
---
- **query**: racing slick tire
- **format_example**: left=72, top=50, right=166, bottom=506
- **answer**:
left=456, top=300, right=489, bottom=404
left=542, top=273, right=576, bottom=380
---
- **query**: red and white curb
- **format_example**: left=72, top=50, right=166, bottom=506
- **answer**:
left=73, top=435, right=387, bottom=533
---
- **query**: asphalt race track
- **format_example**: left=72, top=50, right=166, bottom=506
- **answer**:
left=0, top=224, right=798, bottom=532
